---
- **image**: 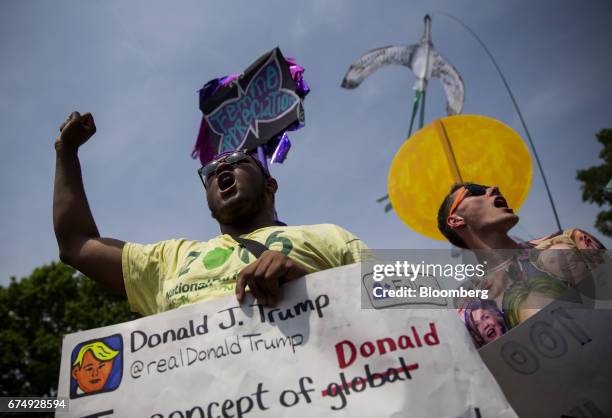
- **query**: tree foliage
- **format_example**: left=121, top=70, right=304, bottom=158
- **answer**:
left=577, top=129, right=612, bottom=237
left=0, top=262, right=139, bottom=397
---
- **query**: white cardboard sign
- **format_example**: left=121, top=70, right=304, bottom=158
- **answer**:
left=57, top=264, right=516, bottom=417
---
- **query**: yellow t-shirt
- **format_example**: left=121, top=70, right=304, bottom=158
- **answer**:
left=122, top=224, right=368, bottom=315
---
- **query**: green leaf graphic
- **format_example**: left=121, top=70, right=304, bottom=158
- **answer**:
left=203, top=247, right=234, bottom=270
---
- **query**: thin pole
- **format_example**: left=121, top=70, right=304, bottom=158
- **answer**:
left=419, top=89, right=427, bottom=129
left=379, top=89, right=423, bottom=211
left=436, top=12, right=562, bottom=231
left=434, top=119, right=464, bottom=183
left=407, top=90, right=422, bottom=139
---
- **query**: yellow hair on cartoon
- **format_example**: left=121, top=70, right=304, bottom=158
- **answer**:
left=72, top=341, right=119, bottom=367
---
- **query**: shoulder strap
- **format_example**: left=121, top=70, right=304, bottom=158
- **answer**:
left=233, top=236, right=269, bottom=258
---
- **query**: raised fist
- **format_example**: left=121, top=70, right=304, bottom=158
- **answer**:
left=55, top=111, right=97, bottom=151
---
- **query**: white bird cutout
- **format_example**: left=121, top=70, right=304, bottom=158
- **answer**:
left=341, top=15, right=465, bottom=116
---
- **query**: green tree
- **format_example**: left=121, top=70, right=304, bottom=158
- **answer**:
left=0, top=262, right=139, bottom=397
left=577, top=129, right=612, bottom=237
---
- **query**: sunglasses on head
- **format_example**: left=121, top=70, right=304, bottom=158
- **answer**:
left=449, top=183, right=489, bottom=217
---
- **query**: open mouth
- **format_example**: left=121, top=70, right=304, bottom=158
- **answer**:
left=89, top=378, right=101, bottom=384
left=217, top=172, right=236, bottom=192
left=493, top=196, right=510, bottom=209
left=486, top=327, right=496, bottom=338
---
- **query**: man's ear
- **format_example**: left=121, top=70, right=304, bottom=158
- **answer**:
left=265, top=177, right=278, bottom=195
left=71, top=366, right=79, bottom=380
left=447, top=214, right=466, bottom=230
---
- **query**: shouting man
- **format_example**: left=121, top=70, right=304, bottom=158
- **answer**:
left=437, top=182, right=605, bottom=252
left=53, top=112, right=368, bottom=316
left=438, top=182, right=606, bottom=340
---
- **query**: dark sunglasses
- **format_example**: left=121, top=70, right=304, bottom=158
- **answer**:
left=198, top=151, right=252, bottom=188
left=449, top=183, right=489, bottom=216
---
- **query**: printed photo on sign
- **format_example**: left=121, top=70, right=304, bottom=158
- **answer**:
left=457, top=238, right=608, bottom=349
left=69, top=334, right=123, bottom=399
left=359, top=246, right=609, bottom=349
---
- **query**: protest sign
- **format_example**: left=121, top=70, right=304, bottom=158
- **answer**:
left=57, top=264, right=516, bottom=417
left=199, top=47, right=304, bottom=155
left=480, top=296, right=612, bottom=417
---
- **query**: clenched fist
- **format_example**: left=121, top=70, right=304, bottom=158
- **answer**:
left=55, top=111, right=96, bottom=151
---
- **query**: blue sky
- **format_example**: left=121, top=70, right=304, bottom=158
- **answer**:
left=1, top=0, right=611, bottom=284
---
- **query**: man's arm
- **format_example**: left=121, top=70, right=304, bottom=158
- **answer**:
left=53, top=111, right=126, bottom=294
